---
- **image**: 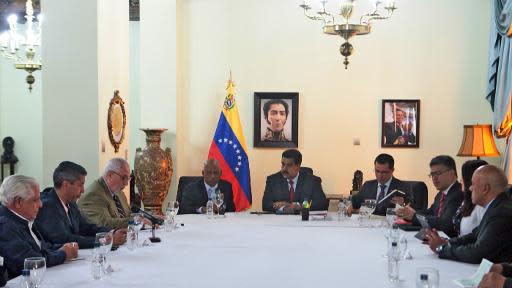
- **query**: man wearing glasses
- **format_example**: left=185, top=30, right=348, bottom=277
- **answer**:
left=78, top=158, right=138, bottom=230
left=397, top=155, right=463, bottom=237
left=35, top=161, right=126, bottom=249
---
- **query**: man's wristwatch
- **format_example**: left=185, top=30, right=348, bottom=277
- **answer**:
left=436, top=244, right=448, bottom=254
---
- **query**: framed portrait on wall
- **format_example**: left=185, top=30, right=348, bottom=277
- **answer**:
left=381, top=99, right=420, bottom=148
left=254, top=92, right=298, bottom=148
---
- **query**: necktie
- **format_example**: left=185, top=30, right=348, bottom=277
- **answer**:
left=288, top=179, right=295, bottom=202
left=436, top=192, right=446, bottom=217
left=112, top=194, right=126, bottom=217
left=66, top=204, right=73, bottom=227
left=376, top=184, right=386, bottom=203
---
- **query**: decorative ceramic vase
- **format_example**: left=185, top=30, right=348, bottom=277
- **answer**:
left=134, top=128, right=173, bottom=216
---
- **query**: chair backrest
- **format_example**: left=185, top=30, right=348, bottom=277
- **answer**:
left=300, top=167, right=314, bottom=175
left=176, top=176, right=203, bottom=214
left=402, top=181, right=428, bottom=210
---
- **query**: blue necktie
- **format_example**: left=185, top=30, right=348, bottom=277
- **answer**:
left=377, top=184, right=386, bottom=203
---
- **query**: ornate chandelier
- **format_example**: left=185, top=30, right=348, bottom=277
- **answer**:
left=0, top=0, right=42, bottom=92
left=299, top=0, right=397, bottom=69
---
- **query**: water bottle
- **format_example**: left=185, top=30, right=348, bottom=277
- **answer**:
left=18, top=269, right=32, bottom=288
left=128, top=220, right=136, bottom=251
left=206, top=200, right=214, bottom=219
left=91, top=244, right=103, bottom=280
left=388, top=242, right=400, bottom=282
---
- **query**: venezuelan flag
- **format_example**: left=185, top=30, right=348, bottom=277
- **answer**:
left=207, top=78, right=252, bottom=211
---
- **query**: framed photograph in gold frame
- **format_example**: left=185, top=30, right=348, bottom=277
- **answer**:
left=107, top=90, right=126, bottom=153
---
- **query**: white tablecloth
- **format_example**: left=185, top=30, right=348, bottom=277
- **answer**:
left=7, top=213, right=478, bottom=287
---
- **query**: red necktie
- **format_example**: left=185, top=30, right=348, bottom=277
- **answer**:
left=436, top=193, right=446, bottom=217
left=289, top=179, right=295, bottom=202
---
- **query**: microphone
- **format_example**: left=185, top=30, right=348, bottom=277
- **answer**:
left=131, top=206, right=164, bottom=226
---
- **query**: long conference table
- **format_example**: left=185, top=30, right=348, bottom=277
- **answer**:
left=7, top=213, right=478, bottom=287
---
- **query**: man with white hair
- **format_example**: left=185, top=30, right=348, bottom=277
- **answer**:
left=0, top=175, right=78, bottom=279
left=78, top=158, right=135, bottom=229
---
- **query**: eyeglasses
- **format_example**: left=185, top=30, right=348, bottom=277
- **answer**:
left=428, top=169, right=450, bottom=178
left=112, top=171, right=131, bottom=182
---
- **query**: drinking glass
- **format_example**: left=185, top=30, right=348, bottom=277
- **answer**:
left=165, top=201, right=179, bottom=231
left=131, top=212, right=143, bottom=231
left=130, top=212, right=143, bottom=244
left=213, top=193, right=224, bottom=217
left=398, top=235, right=409, bottom=260
left=358, top=201, right=369, bottom=227
left=365, top=199, right=377, bottom=215
left=24, top=257, right=46, bottom=288
left=344, top=195, right=352, bottom=208
left=337, top=200, right=347, bottom=221
left=95, top=231, right=113, bottom=275
left=416, top=267, right=439, bottom=288
left=386, top=208, right=397, bottom=227
left=167, top=201, right=179, bottom=216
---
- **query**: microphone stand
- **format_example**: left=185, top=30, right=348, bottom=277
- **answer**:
left=149, top=224, right=161, bottom=243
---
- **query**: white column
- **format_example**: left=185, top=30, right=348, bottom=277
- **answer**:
left=139, top=0, right=178, bottom=200
left=41, top=0, right=129, bottom=186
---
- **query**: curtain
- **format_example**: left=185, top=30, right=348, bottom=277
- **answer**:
left=487, top=0, right=512, bottom=174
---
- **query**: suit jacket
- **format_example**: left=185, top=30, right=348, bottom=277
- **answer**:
left=0, top=206, right=66, bottom=279
left=262, top=171, right=327, bottom=212
left=77, top=177, right=131, bottom=230
left=0, top=256, right=6, bottom=287
left=180, top=179, right=236, bottom=214
left=414, top=181, right=463, bottom=238
left=500, top=263, right=512, bottom=288
left=384, top=122, right=416, bottom=145
left=35, top=188, right=111, bottom=249
left=439, top=192, right=512, bottom=264
left=351, top=178, right=409, bottom=216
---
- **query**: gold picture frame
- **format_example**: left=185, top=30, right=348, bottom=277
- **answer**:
left=107, top=90, right=126, bottom=153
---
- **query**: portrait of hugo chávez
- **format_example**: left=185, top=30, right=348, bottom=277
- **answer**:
left=381, top=99, right=420, bottom=148
left=254, top=92, right=298, bottom=148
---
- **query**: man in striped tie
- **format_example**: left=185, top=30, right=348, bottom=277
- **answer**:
left=35, top=161, right=127, bottom=249
left=397, top=155, right=463, bottom=237
left=347, top=153, right=408, bottom=216
left=78, top=158, right=150, bottom=230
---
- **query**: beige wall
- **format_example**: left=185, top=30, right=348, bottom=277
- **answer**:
left=175, top=0, right=500, bottom=211
left=0, top=0, right=501, bottom=210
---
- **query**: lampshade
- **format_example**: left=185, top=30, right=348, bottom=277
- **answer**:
left=457, top=124, right=500, bottom=159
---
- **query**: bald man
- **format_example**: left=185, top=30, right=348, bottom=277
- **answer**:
left=180, top=159, right=236, bottom=214
left=426, top=165, right=512, bottom=264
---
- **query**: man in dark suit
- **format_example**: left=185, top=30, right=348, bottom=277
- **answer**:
left=0, top=175, right=78, bottom=279
left=181, top=159, right=236, bottom=214
left=398, top=155, right=463, bottom=237
left=384, top=108, right=416, bottom=145
left=426, top=165, right=512, bottom=264
left=349, top=153, right=408, bottom=216
left=35, top=161, right=126, bottom=249
left=262, top=149, right=327, bottom=213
